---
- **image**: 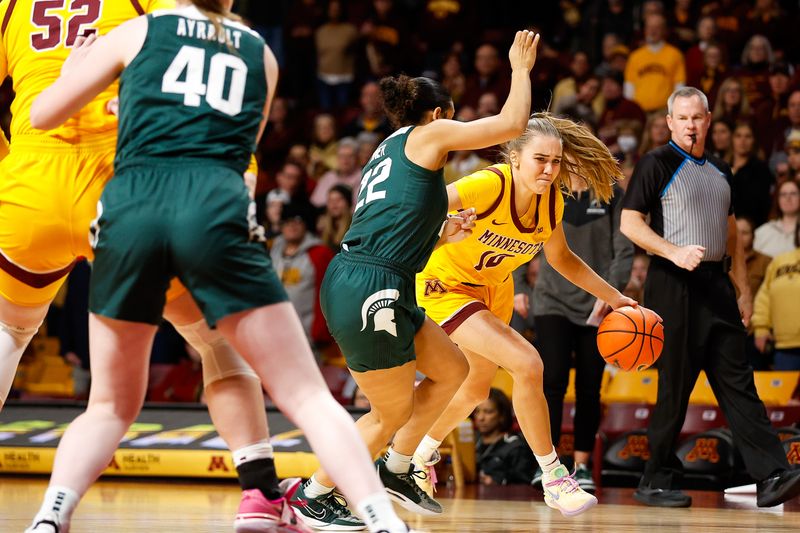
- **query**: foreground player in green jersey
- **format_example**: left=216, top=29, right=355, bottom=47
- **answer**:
left=27, top=1, right=413, bottom=532
left=289, top=31, right=541, bottom=530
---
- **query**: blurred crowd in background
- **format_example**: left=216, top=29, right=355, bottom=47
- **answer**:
left=5, top=0, right=800, bottom=409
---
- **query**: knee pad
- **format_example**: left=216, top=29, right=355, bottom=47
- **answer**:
left=173, top=319, right=258, bottom=387
left=0, top=320, right=40, bottom=404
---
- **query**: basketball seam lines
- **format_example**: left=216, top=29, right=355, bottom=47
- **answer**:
left=601, top=310, right=639, bottom=364
left=598, top=308, right=663, bottom=371
left=631, top=306, right=646, bottom=371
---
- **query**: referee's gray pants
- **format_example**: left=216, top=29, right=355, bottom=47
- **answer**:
left=640, top=258, right=788, bottom=489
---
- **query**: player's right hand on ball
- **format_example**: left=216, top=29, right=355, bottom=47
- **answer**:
left=508, top=30, right=540, bottom=72
left=671, top=244, right=705, bottom=271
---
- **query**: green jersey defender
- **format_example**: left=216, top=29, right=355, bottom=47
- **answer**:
left=320, top=126, right=448, bottom=371
left=90, top=6, right=287, bottom=327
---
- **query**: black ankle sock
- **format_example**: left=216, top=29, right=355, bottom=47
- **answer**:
left=236, top=458, right=282, bottom=500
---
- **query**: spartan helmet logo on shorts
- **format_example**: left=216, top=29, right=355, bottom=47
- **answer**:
left=360, top=289, right=400, bottom=337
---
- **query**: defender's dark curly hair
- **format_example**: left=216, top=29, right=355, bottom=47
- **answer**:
left=379, top=75, right=452, bottom=128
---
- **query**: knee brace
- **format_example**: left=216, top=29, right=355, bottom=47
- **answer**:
left=0, top=320, right=40, bottom=404
left=173, top=319, right=258, bottom=387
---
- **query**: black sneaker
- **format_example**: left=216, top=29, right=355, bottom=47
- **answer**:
left=531, top=467, right=543, bottom=489
left=289, top=481, right=366, bottom=531
left=757, top=469, right=800, bottom=507
left=376, top=457, right=443, bottom=515
left=633, top=485, right=692, bottom=507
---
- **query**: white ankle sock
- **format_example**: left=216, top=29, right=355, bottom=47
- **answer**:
left=356, top=492, right=407, bottom=533
left=535, top=447, right=561, bottom=474
left=232, top=440, right=273, bottom=467
left=303, top=474, right=334, bottom=499
left=384, top=447, right=412, bottom=474
left=415, top=435, right=441, bottom=462
left=32, top=486, right=79, bottom=529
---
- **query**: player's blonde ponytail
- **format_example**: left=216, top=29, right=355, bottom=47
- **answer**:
left=191, top=0, right=241, bottom=48
left=500, top=112, right=621, bottom=203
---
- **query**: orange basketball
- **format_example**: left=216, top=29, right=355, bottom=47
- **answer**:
left=596, top=306, right=664, bottom=371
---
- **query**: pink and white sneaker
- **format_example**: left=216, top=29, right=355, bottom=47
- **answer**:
left=235, top=478, right=314, bottom=533
left=542, top=465, right=598, bottom=517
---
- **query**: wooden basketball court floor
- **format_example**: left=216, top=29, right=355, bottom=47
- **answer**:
left=1, top=477, right=799, bottom=532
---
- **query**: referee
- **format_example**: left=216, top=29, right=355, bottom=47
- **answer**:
left=620, top=87, right=800, bottom=508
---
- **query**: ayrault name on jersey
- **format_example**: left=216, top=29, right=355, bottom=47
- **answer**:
left=176, top=18, right=243, bottom=49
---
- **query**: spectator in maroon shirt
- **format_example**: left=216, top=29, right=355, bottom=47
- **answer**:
left=685, top=16, right=719, bottom=89
left=668, top=0, right=700, bottom=51
left=460, top=42, right=510, bottom=110
left=735, top=35, right=773, bottom=110
left=258, top=96, right=303, bottom=177
left=753, top=62, right=794, bottom=157
left=770, top=90, right=800, bottom=163
left=596, top=69, right=646, bottom=149
left=690, top=42, right=727, bottom=110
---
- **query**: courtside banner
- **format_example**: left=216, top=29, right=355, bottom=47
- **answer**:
left=0, top=403, right=361, bottom=478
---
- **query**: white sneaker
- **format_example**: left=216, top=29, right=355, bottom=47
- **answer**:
left=541, top=465, right=597, bottom=517
left=25, top=512, right=67, bottom=533
left=412, top=449, right=440, bottom=497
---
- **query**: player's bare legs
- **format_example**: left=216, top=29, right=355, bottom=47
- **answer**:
left=164, top=292, right=319, bottom=532
left=300, top=317, right=467, bottom=518
left=27, top=314, right=155, bottom=533
left=417, top=310, right=597, bottom=516
left=0, top=295, right=49, bottom=410
left=217, top=302, right=409, bottom=532
left=163, top=292, right=269, bottom=450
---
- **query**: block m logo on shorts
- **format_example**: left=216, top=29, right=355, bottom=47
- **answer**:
left=423, top=279, right=447, bottom=296
left=361, top=289, right=400, bottom=337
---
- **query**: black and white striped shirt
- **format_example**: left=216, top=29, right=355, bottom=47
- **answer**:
left=623, top=141, right=733, bottom=261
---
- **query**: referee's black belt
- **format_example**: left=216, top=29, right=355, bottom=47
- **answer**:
left=653, top=256, right=731, bottom=274
left=695, top=256, right=732, bottom=273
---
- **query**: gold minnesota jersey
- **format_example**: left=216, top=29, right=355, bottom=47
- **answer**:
left=0, top=0, right=173, bottom=143
left=421, top=164, right=564, bottom=287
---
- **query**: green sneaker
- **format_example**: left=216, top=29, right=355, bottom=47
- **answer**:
left=289, top=480, right=366, bottom=531
left=376, top=457, right=443, bottom=515
left=574, top=464, right=596, bottom=493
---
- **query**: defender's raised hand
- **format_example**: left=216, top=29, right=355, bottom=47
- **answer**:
left=508, top=30, right=540, bottom=73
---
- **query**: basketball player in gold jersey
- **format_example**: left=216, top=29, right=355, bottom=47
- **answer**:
left=414, top=113, right=639, bottom=516
left=0, top=2, right=312, bottom=531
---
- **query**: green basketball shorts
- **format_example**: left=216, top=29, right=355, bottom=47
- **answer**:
left=321, top=252, right=426, bottom=372
left=89, top=163, right=287, bottom=327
